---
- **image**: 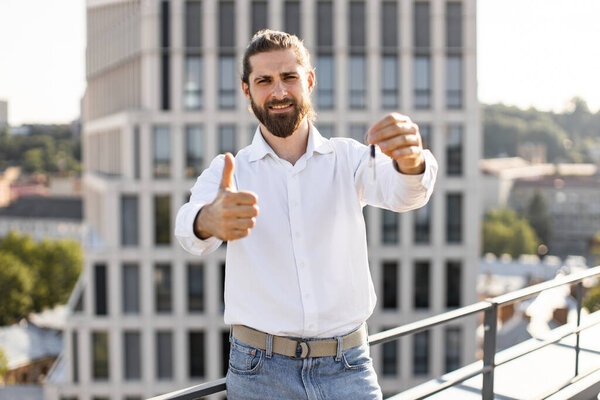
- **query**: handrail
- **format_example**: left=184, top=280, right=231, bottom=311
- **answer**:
left=148, top=265, right=600, bottom=400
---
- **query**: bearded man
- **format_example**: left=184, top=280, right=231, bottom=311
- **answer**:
left=175, top=30, right=438, bottom=400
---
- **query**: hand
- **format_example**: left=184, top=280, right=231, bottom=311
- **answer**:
left=194, top=153, right=259, bottom=241
left=367, top=113, right=426, bottom=175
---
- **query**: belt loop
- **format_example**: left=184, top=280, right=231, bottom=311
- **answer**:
left=335, top=335, right=343, bottom=361
left=266, top=333, right=273, bottom=359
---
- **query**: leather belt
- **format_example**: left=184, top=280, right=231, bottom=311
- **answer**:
left=231, top=324, right=367, bottom=359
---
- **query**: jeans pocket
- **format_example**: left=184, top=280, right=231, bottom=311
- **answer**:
left=342, top=343, right=373, bottom=371
left=228, top=339, right=264, bottom=375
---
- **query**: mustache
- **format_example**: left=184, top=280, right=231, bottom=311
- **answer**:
left=265, top=98, right=296, bottom=108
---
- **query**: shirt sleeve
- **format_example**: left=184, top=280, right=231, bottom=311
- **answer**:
left=354, top=144, right=438, bottom=212
left=174, top=155, right=226, bottom=256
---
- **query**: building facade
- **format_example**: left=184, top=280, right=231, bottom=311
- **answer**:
left=45, top=0, right=480, bottom=398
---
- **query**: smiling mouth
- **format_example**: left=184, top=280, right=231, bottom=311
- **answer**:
left=268, top=103, right=293, bottom=111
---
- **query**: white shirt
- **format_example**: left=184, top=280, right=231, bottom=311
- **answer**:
left=175, top=125, right=438, bottom=338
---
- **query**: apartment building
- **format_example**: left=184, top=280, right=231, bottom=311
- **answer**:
left=44, top=0, right=480, bottom=398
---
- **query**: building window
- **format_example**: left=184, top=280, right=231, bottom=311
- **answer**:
left=414, top=261, right=430, bottom=309
left=317, top=124, right=334, bottom=139
left=219, top=125, right=237, bottom=154
left=445, top=326, right=461, bottom=372
left=316, top=55, right=334, bottom=109
left=185, top=125, right=205, bottom=178
left=219, top=1, right=235, bottom=48
left=446, top=2, right=463, bottom=49
left=92, top=331, right=109, bottom=380
left=284, top=1, right=301, bottom=37
left=420, top=124, right=431, bottom=150
left=414, top=202, right=431, bottom=244
left=382, top=261, right=398, bottom=310
left=154, top=194, right=171, bottom=245
left=349, top=1, right=365, bottom=48
left=382, top=56, right=398, bottom=109
left=446, top=193, right=462, bottom=243
left=219, top=1, right=236, bottom=109
left=414, top=56, right=431, bottom=109
left=124, top=331, right=141, bottom=381
left=133, top=126, right=140, bottom=179
left=122, top=263, right=140, bottom=314
left=382, top=327, right=398, bottom=376
left=414, top=2, right=431, bottom=50
left=349, top=124, right=367, bottom=143
left=72, top=331, right=79, bottom=383
left=153, top=126, right=171, bottom=178
left=316, top=1, right=333, bottom=49
left=349, top=56, right=366, bottom=109
left=446, top=55, right=462, bottom=109
left=184, top=1, right=203, bottom=110
left=413, top=330, right=429, bottom=376
left=121, top=195, right=139, bottom=246
left=446, top=125, right=463, bottom=176
left=155, top=263, right=172, bottom=313
left=381, top=1, right=398, bottom=109
left=94, top=263, right=107, bottom=316
left=189, top=331, right=205, bottom=378
left=446, top=2, right=462, bottom=108
left=446, top=261, right=461, bottom=308
left=218, top=56, right=236, bottom=109
left=156, top=331, right=173, bottom=380
left=188, top=263, right=204, bottom=312
left=160, top=0, right=170, bottom=110
left=382, top=1, right=398, bottom=49
left=382, top=209, right=399, bottom=244
left=251, top=1, right=268, bottom=35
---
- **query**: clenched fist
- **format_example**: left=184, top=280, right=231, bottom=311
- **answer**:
left=194, top=153, right=259, bottom=241
left=367, top=113, right=426, bottom=175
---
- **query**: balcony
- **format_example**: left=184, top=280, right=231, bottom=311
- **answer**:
left=149, top=266, right=600, bottom=400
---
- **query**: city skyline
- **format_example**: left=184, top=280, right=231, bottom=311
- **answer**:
left=0, top=0, right=599, bottom=125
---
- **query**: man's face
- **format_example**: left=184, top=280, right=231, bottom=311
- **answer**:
left=242, top=49, right=315, bottom=138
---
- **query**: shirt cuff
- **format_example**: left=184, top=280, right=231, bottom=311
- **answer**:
left=393, top=150, right=437, bottom=190
left=174, top=202, right=222, bottom=256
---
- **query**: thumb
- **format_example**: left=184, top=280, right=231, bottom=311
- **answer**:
left=219, top=152, right=235, bottom=190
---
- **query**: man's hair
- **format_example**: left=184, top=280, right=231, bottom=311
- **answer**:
left=241, top=29, right=313, bottom=85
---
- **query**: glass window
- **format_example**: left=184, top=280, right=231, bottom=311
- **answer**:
left=382, top=209, right=399, bottom=244
left=188, top=263, right=204, bottom=312
left=219, top=125, right=237, bottom=154
left=161, top=1, right=170, bottom=111
left=94, top=264, right=107, bottom=316
left=414, top=202, right=431, bottom=244
left=219, top=56, right=236, bottom=109
left=382, top=2, right=398, bottom=49
left=446, top=55, right=462, bottom=109
left=382, top=56, right=398, bottom=109
left=445, top=326, right=461, bottom=372
left=154, top=195, right=171, bottom=245
left=317, top=124, right=334, bottom=139
left=72, top=331, right=79, bottom=383
left=133, top=126, right=140, bottom=179
left=316, top=55, right=334, bottom=109
left=349, top=124, right=367, bottom=143
left=121, top=195, right=139, bottom=246
left=122, top=263, right=140, bottom=314
left=156, top=331, right=173, bottom=380
left=92, top=331, right=109, bottom=380
left=251, top=1, right=268, bottom=35
left=382, top=261, right=398, bottom=310
left=124, top=331, right=141, bottom=380
left=446, top=2, right=463, bottom=49
left=284, top=1, right=301, bottom=37
left=414, top=56, right=431, bottom=109
left=446, top=261, right=461, bottom=308
left=446, top=193, right=462, bottom=243
left=413, top=330, right=429, bottom=376
left=349, top=55, right=366, bottom=109
left=185, top=125, right=205, bottom=178
left=185, top=1, right=202, bottom=48
left=184, top=56, right=203, bottom=109
left=414, top=2, right=430, bottom=50
left=349, top=2, right=365, bottom=49
left=219, top=1, right=235, bottom=48
left=420, top=124, right=431, bottom=150
left=153, top=126, right=171, bottom=178
left=155, top=263, right=172, bottom=313
left=414, top=261, right=430, bottom=309
left=189, top=331, right=205, bottom=378
left=382, top=330, right=398, bottom=376
left=316, top=1, right=333, bottom=49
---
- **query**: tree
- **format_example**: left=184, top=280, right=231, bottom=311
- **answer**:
left=0, top=251, right=33, bottom=325
left=583, top=285, right=600, bottom=314
left=524, top=190, right=551, bottom=245
left=0, top=347, right=8, bottom=377
left=482, top=208, right=540, bottom=257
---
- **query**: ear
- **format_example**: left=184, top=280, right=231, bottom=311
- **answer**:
left=306, top=70, right=316, bottom=94
left=241, top=81, right=251, bottom=100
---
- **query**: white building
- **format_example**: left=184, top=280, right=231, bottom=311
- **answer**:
left=45, top=0, right=480, bottom=399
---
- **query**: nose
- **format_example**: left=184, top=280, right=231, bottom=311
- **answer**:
left=271, top=80, right=288, bottom=99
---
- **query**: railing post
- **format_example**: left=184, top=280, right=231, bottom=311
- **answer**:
left=482, top=302, right=498, bottom=400
left=575, top=282, right=583, bottom=377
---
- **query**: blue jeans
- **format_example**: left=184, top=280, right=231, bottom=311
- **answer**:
left=226, top=330, right=382, bottom=400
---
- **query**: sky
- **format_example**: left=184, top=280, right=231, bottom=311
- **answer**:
left=0, top=0, right=599, bottom=125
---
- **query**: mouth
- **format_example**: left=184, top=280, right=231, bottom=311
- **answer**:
left=268, top=102, right=293, bottom=113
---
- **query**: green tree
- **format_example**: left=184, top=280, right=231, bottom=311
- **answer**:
left=524, top=190, right=551, bottom=245
left=0, top=251, right=33, bottom=325
left=482, top=208, right=540, bottom=257
left=0, top=347, right=8, bottom=377
left=22, top=148, right=45, bottom=173
left=583, top=285, right=600, bottom=313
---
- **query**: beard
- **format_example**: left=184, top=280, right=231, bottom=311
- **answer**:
left=250, top=94, right=311, bottom=139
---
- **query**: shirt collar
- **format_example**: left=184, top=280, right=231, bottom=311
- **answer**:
left=247, top=121, right=333, bottom=163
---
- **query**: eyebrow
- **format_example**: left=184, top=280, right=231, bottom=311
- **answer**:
left=253, top=71, right=299, bottom=82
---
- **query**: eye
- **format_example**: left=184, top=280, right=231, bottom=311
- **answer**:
left=285, top=75, right=298, bottom=81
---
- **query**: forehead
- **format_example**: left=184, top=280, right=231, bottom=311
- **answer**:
left=248, top=49, right=303, bottom=78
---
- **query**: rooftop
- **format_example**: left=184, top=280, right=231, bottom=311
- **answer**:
left=0, top=195, right=82, bottom=220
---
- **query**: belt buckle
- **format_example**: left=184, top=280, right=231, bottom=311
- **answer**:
left=291, top=340, right=311, bottom=360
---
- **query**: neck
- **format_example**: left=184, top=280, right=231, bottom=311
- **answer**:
left=260, top=118, right=310, bottom=165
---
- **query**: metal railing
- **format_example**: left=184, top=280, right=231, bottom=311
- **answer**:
left=149, top=265, right=600, bottom=400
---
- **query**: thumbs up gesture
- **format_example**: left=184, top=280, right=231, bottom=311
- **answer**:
left=193, top=153, right=259, bottom=241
